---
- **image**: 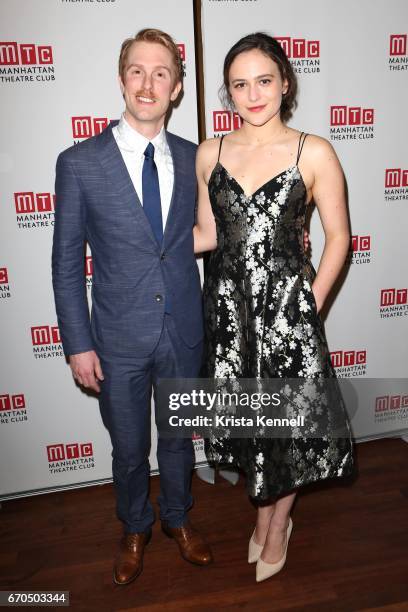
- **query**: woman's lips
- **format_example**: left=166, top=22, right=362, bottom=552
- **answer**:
left=247, top=105, right=266, bottom=113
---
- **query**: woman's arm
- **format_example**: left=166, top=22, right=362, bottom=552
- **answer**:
left=308, top=137, right=350, bottom=312
left=193, top=140, right=218, bottom=254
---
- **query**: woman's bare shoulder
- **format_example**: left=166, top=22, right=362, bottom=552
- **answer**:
left=196, top=137, right=222, bottom=168
left=197, top=137, right=221, bottom=155
left=302, top=132, right=337, bottom=157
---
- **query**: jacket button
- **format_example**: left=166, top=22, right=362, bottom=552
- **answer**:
left=155, top=294, right=163, bottom=303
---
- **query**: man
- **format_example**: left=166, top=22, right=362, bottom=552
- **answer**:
left=52, top=28, right=212, bottom=585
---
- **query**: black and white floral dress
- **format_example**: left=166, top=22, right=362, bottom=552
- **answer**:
left=202, top=132, right=354, bottom=500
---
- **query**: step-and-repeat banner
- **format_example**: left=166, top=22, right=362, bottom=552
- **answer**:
left=0, top=0, right=206, bottom=501
left=201, top=0, right=408, bottom=440
left=1, top=0, right=407, bottom=500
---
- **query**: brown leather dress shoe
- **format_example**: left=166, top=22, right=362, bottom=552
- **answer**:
left=113, top=530, right=151, bottom=585
left=162, top=521, right=213, bottom=565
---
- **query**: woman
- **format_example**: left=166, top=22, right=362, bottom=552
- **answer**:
left=194, top=32, right=354, bottom=582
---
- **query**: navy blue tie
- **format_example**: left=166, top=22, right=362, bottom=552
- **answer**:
left=142, top=142, right=163, bottom=245
left=142, top=142, right=170, bottom=313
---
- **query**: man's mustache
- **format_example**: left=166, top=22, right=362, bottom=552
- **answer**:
left=135, top=90, right=157, bottom=100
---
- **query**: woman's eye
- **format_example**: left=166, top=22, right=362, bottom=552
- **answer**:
left=234, top=82, right=245, bottom=89
left=260, top=78, right=271, bottom=85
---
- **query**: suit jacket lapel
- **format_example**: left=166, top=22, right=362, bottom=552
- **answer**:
left=96, top=123, right=159, bottom=249
left=164, top=131, right=186, bottom=246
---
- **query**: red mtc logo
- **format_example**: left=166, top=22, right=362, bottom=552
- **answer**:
left=0, top=268, right=8, bottom=284
left=330, top=106, right=374, bottom=126
left=0, top=394, right=25, bottom=411
left=14, top=192, right=55, bottom=214
left=0, top=42, right=53, bottom=65
left=375, top=394, right=408, bottom=412
left=389, top=34, right=407, bottom=56
left=31, top=326, right=61, bottom=346
left=177, top=43, right=185, bottom=62
left=213, top=110, right=242, bottom=133
left=85, top=256, right=93, bottom=277
left=351, top=236, right=371, bottom=252
left=275, top=37, right=320, bottom=58
left=330, top=350, right=366, bottom=368
left=385, top=169, right=408, bottom=188
left=380, top=288, right=408, bottom=307
left=72, top=116, right=111, bottom=139
left=46, top=442, right=94, bottom=462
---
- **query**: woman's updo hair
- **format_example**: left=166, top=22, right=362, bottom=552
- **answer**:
left=219, top=32, right=298, bottom=123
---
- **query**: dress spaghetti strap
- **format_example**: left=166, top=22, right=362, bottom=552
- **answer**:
left=296, top=132, right=308, bottom=165
left=217, top=134, right=225, bottom=163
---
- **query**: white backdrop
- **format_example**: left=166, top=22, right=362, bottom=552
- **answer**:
left=0, top=0, right=206, bottom=501
left=1, top=0, right=407, bottom=501
left=201, top=0, right=408, bottom=441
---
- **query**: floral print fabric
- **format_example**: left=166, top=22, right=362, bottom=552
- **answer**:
left=202, top=138, right=354, bottom=500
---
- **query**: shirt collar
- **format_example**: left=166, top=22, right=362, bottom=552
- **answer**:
left=116, top=113, right=168, bottom=157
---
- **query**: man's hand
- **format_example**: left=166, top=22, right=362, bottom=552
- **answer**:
left=69, top=350, right=104, bottom=393
left=303, top=228, right=310, bottom=253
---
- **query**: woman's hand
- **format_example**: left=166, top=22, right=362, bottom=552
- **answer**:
left=303, top=228, right=310, bottom=253
left=311, top=284, right=324, bottom=314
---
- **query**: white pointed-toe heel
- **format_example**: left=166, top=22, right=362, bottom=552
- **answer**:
left=256, top=518, right=293, bottom=582
left=248, top=529, right=264, bottom=563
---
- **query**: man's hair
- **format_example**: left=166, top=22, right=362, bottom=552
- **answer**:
left=118, top=28, right=184, bottom=85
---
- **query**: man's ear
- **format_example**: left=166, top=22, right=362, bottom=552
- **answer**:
left=170, top=80, right=182, bottom=102
left=118, top=74, right=125, bottom=96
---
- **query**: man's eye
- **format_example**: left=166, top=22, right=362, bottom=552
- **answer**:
left=260, top=79, right=271, bottom=85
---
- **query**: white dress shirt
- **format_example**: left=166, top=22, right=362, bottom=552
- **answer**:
left=112, top=113, right=174, bottom=229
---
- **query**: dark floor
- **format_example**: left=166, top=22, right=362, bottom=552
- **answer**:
left=1, top=438, right=408, bottom=611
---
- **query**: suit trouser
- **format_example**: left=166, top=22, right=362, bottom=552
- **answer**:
left=98, top=314, right=203, bottom=533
